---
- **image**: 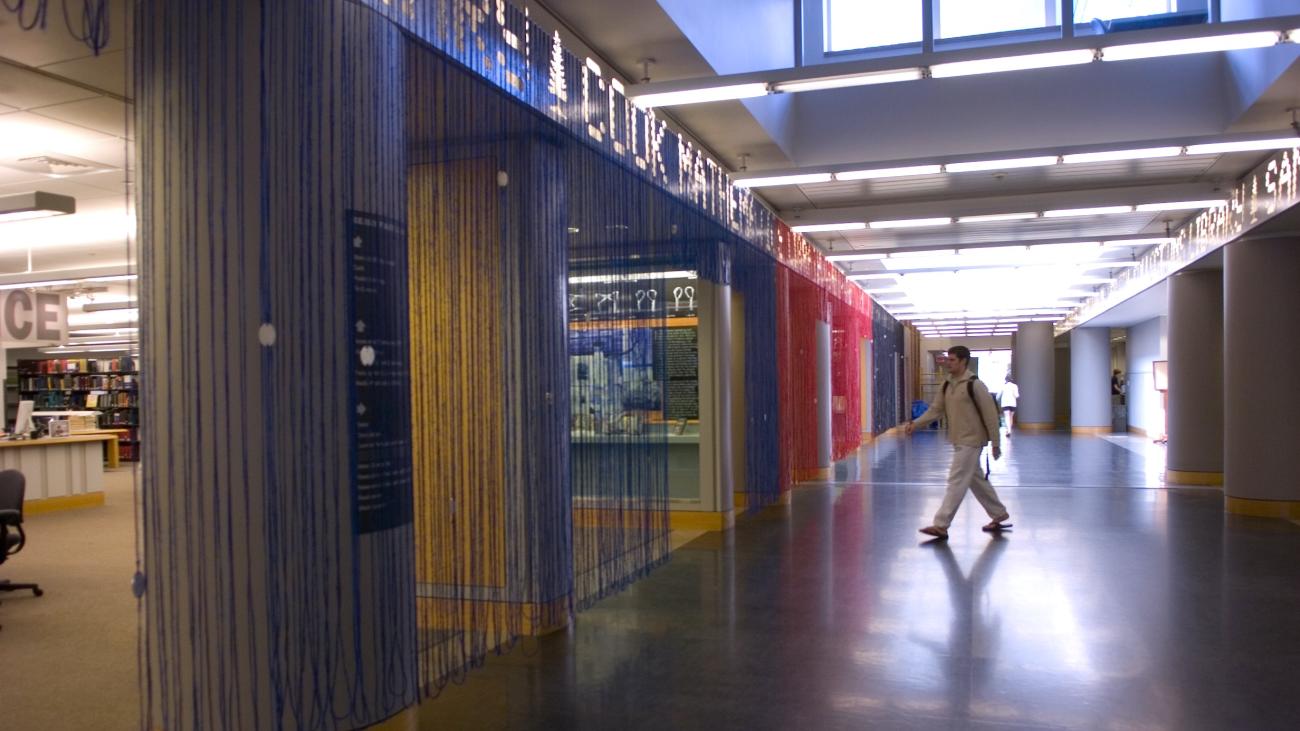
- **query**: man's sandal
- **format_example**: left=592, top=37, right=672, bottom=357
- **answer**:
left=919, top=526, right=949, bottom=539
left=982, top=516, right=1013, bottom=532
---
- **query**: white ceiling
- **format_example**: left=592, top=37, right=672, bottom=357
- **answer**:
left=539, top=1, right=1300, bottom=326
left=0, top=2, right=131, bottom=278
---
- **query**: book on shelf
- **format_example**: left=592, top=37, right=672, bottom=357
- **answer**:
left=12, top=358, right=142, bottom=461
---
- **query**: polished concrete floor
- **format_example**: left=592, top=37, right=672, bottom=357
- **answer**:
left=421, top=432, right=1300, bottom=730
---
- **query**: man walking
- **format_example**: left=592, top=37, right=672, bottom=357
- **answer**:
left=905, top=346, right=1011, bottom=539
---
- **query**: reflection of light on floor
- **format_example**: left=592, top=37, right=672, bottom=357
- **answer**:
left=852, top=648, right=891, bottom=667
left=830, top=694, right=886, bottom=712
left=1000, top=569, right=1097, bottom=681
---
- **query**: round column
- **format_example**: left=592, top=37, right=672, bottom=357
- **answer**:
left=1014, top=322, right=1055, bottom=430
left=1225, top=235, right=1300, bottom=518
left=815, top=318, right=833, bottom=467
left=1166, top=269, right=1225, bottom=485
left=1070, top=327, right=1111, bottom=434
left=138, top=2, right=418, bottom=727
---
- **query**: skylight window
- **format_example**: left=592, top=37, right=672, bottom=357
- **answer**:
left=824, top=0, right=922, bottom=52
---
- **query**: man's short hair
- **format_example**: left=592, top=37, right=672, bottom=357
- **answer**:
left=947, top=345, right=971, bottom=363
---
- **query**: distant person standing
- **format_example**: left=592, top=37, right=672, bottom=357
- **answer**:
left=905, top=346, right=1011, bottom=540
left=999, top=375, right=1019, bottom=439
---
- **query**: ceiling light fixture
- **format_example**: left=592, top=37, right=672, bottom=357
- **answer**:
left=793, top=222, right=868, bottom=233
left=835, top=164, right=942, bottom=181
left=1042, top=205, right=1135, bottom=218
left=772, top=68, right=923, bottom=93
left=0, top=191, right=76, bottom=223
left=568, top=270, right=697, bottom=284
left=1062, top=146, right=1183, bottom=164
left=1134, top=200, right=1228, bottom=212
left=869, top=217, right=952, bottom=229
left=847, top=273, right=900, bottom=280
left=945, top=156, right=1059, bottom=173
left=826, top=252, right=887, bottom=261
left=955, top=212, right=1040, bottom=223
left=1101, top=31, right=1281, bottom=62
left=1102, top=238, right=1173, bottom=247
left=734, top=172, right=834, bottom=188
left=0, top=278, right=78, bottom=290
left=630, top=82, right=769, bottom=108
left=930, top=49, right=1096, bottom=78
left=1185, top=137, right=1300, bottom=155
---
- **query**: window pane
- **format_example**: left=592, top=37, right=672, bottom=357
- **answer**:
left=939, top=0, right=1050, bottom=39
left=1074, top=0, right=1178, bottom=23
left=825, top=0, right=922, bottom=52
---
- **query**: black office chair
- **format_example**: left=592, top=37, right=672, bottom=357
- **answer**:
left=1, top=469, right=43, bottom=598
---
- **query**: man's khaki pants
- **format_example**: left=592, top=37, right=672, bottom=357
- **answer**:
left=933, top=444, right=1007, bottom=529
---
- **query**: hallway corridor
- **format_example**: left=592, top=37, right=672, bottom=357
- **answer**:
left=422, top=432, right=1300, bottom=730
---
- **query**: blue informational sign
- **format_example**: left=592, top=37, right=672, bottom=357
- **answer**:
left=346, top=211, right=414, bottom=535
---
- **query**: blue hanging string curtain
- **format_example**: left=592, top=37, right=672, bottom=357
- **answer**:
left=42, top=0, right=889, bottom=724
left=731, top=243, right=782, bottom=509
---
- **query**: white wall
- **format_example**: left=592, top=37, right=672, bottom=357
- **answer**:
left=1127, top=316, right=1168, bottom=435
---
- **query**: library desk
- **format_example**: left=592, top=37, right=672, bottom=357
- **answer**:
left=0, top=434, right=116, bottom=506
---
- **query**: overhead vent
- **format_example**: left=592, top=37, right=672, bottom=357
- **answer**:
left=2, top=154, right=114, bottom=177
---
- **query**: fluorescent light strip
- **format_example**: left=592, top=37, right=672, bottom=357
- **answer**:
left=1103, top=238, right=1173, bottom=247
left=1042, top=206, right=1134, bottom=218
left=836, top=164, right=941, bottom=181
left=826, top=252, right=887, bottom=261
left=946, top=156, right=1058, bottom=173
left=931, top=49, right=1095, bottom=78
left=847, top=273, right=899, bottom=280
left=0, top=279, right=77, bottom=290
left=955, top=212, right=1039, bottom=223
left=792, top=222, right=867, bottom=233
left=568, top=270, right=697, bottom=284
left=69, top=327, right=139, bottom=335
left=773, top=68, right=922, bottom=93
left=1079, top=261, right=1139, bottom=269
left=1062, top=147, right=1182, bottom=164
left=869, top=217, right=951, bottom=229
left=734, top=172, right=834, bottom=188
left=0, top=273, right=137, bottom=290
left=631, top=82, right=769, bottom=108
left=1186, top=137, right=1300, bottom=155
left=1101, top=31, right=1280, bottom=62
left=1135, top=200, right=1228, bottom=212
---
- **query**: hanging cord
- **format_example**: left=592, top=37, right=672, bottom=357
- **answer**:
left=1, top=0, right=48, bottom=30
left=61, top=0, right=111, bottom=54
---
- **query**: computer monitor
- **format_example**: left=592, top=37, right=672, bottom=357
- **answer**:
left=13, top=400, right=34, bottom=436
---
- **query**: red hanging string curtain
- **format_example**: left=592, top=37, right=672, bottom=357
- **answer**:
left=773, top=221, right=875, bottom=486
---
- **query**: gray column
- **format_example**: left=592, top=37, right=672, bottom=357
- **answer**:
left=1225, top=236, right=1300, bottom=518
left=698, top=279, right=735, bottom=520
left=1070, top=327, right=1111, bottom=433
left=1014, top=322, right=1055, bottom=430
left=815, top=319, right=833, bottom=467
left=1166, top=269, right=1224, bottom=485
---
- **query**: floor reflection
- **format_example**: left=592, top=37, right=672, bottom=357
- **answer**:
left=420, top=434, right=1300, bottom=730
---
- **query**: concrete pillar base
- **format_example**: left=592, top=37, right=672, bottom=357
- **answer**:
left=1070, top=426, right=1111, bottom=435
left=1165, top=469, right=1224, bottom=486
left=1225, top=496, right=1300, bottom=519
left=1018, top=423, right=1055, bottom=431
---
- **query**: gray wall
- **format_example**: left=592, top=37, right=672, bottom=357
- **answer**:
left=1127, top=316, right=1168, bottom=435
